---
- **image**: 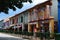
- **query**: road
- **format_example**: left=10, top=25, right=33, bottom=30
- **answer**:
left=0, top=33, right=28, bottom=40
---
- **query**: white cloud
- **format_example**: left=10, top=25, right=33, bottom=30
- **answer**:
left=32, top=0, right=47, bottom=4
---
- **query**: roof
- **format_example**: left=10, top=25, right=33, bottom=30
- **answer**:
left=9, top=0, right=52, bottom=19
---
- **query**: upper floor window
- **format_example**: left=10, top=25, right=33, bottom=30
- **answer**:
left=21, top=16, right=23, bottom=23
left=38, top=8, right=45, bottom=19
left=16, top=17, right=18, bottom=23
left=12, top=19, right=14, bottom=24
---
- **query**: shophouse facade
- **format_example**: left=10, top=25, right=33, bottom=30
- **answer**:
left=6, top=1, right=54, bottom=34
left=3, top=18, right=10, bottom=29
left=9, top=11, right=29, bottom=32
left=50, top=0, right=58, bottom=33
left=51, top=0, right=58, bottom=21
left=18, top=11, right=28, bottom=32
left=9, top=14, right=19, bottom=31
left=28, top=1, right=54, bottom=34
left=0, top=0, right=54, bottom=35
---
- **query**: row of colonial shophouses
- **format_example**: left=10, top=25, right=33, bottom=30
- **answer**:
left=0, top=0, right=58, bottom=34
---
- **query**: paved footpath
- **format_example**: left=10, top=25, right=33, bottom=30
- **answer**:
left=5, top=33, right=55, bottom=40
left=0, top=33, right=55, bottom=40
left=0, top=33, right=28, bottom=40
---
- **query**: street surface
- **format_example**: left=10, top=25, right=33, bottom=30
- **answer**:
left=0, top=33, right=28, bottom=40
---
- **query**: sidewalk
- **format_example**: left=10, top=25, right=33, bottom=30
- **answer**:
left=3, top=33, right=55, bottom=40
left=0, top=33, right=28, bottom=40
left=0, top=32, right=29, bottom=40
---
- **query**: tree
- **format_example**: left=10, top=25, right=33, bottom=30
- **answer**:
left=0, top=0, right=32, bottom=14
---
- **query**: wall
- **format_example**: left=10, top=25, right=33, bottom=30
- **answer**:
left=18, top=12, right=28, bottom=24
left=24, top=12, right=28, bottom=24
left=51, top=0, right=58, bottom=21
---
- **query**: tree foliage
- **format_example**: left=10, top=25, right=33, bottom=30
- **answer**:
left=0, top=0, right=32, bottom=14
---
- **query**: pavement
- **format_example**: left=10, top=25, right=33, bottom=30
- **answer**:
left=0, top=33, right=28, bottom=40
left=5, top=33, right=55, bottom=40
left=0, top=32, right=55, bottom=40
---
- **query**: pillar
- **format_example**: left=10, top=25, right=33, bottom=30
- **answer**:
left=22, top=23, right=24, bottom=32
left=36, top=22, right=40, bottom=32
left=28, top=23, right=31, bottom=32
left=49, top=17, right=54, bottom=38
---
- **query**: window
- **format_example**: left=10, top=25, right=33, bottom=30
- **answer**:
left=16, top=17, right=18, bottom=23
left=33, top=9, right=38, bottom=20
left=21, top=16, right=23, bottom=23
left=39, top=8, right=44, bottom=19
left=12, top=19, right=14, bottom=24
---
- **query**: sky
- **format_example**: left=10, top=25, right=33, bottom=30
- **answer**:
left=0, top=0, right=47, bottom=20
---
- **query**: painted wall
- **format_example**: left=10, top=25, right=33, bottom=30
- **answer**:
left=18, top=15, right=21, bottom=23
left=18, top=12, right=28, bottom=24
left=51, top=0, right=58, bottom=21
left=28, top=5, right=50, bottom=22
left=3, top=20, right=10, bottom=29
left=18, top=14, right=24, bottom=23
left=24, top=12, right=28, bottom=24
left=9, top=19, right=12, bottom=25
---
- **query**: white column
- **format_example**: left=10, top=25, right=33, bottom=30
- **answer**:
left=22, top=23, right=24, bottom=32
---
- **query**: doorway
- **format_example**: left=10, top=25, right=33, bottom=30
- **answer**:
left=24, top=24, right=28, bottom=32
left=30, top=24, right=36, bottom=32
